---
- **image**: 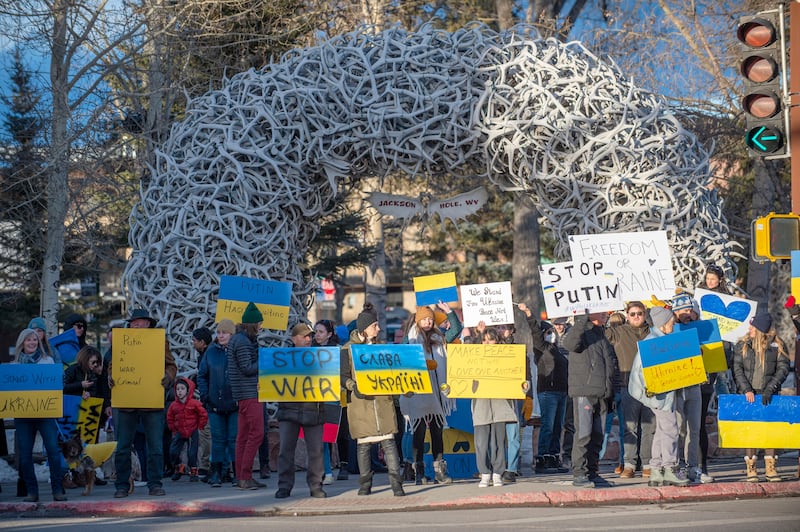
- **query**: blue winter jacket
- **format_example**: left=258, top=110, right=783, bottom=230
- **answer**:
left=197, top=341, right=238, bottom=413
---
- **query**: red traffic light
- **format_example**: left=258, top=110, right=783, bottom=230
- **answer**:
left=743, top=92, right=781, bottom=118
left=740, top=55, right=778, bottom=83
left=737, top=18, right=777, bottom=48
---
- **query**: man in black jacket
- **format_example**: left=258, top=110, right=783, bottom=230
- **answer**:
left=562, top=311, right=618, bottom=488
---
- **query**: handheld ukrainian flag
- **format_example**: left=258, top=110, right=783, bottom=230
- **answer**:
left=675, top=319, right=727, bottom=373
left=216, top=275, right=292, bottom=331
left=638, top=329, right=706, bottom=394
left=718, top=394, right=800, bottom=449
left=414, top=272, right=458, bottom=306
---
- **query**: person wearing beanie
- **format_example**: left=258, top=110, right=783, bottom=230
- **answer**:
left=627, top=307, right=689, bottom=488
left=226, top=303, right=265, bottom=490
left=733, top=312, right=790, bottom=482
left=399, top=301, right=463, bottom=486
left=64, top=313, right=88, bottom=348
left=28, top=316, right=55, bottom=359
left=197, top=319, right=238, bottom=487
left=340, top=302, right=405, bottom=497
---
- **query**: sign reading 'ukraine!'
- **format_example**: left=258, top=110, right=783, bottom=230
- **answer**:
left=674, top=319, right=727, bottom=373
left=258, top=346, right=340, bottom=402
left=413, top=272, right=458, bottom=306
left=0, top=364, right=63, bottom=418
left=350, top=344, right=432, bottom=395
left=638, top=329, right=705, bottom=394
left=718, top=394, right=800, bottom=449
left=217, top=275, right=292, bottom=331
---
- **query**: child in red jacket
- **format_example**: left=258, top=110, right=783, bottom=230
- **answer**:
left=167, top=377, right=208, bottom=481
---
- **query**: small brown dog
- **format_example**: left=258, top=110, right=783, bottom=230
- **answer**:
left=60, top=435, right=97, bottom=496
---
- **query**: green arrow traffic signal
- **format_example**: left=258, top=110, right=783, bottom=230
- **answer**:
left=746, top=125, right=783, bottom=153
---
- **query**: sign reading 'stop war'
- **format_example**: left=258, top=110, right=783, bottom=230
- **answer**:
left=568, top=231, right=675, bottom=300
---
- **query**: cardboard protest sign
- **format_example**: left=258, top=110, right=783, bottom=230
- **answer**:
left=258, top=346, right=340, bottom=402
left=413, top=272, right=458, bottom=306
left=445, top=343, right=526, bottom=399
left=540, top=259, right=622, bottom=318
left=718, top=394, right=800, bottom=449
left=695, top=288, right=757, bottom=343
left=568, top=230, right=675, bottom=300
left=111, top=328, right=166, bottom=409
left=460, top=281, right=514, bottom=327
left=0, top=364, right=63, bottom=418
left=350, top=344, right=431, bottom=396
left=638, top=329, right=705, bottom=394
left=674, top=319, right=727, bottom=373
left=216, top=275, right=292, bottom=331
left=57, top=395, right=104, bottom=444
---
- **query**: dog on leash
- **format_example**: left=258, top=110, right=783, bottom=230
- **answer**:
left=60, top=435, right=97, bottom=496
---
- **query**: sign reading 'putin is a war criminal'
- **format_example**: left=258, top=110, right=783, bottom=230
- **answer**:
left=258, top=346, right=340, bottom=402
left=539, top=259, right=622, bottom=318
left=0, top=364, right=63, bottom=418
left=638, top=329, right=706, bottom=395
left=216, top=275, right=292, bottom=331
left=445, top=343, right=526, bottom=399
left=350, top=344, right=432, bottom=396
left=568, top=230, right=675, bottom=300
left=111, top=328, right=166, bottom=409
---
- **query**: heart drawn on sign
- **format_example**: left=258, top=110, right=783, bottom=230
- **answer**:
left=648, top=258, right=656, bottom=266
left=700, top=294, right=752, bottom=322
left=452, top=380, right=469, bottom=397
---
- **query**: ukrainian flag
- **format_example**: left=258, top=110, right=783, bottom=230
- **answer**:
left=639, top=329, right=706, bottom=394
left=675, top=319, right=727, bottom=373
left=216, top=275, right=292, bottom=331
left=718, top=394, right=800, bottom=449
left=414, top=272, right=458, bottom=306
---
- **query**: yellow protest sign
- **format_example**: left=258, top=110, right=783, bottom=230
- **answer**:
left=445, top=343, right=526, bottom=399
left=111, top=328, right=166, bottom=408
left=0, top=364, right=62, bottom=418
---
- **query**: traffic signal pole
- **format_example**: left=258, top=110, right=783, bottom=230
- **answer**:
left=791, top=2, right=800, bottom=213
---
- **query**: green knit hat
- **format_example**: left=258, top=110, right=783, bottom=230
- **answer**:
left=241, top=302, right=264, bottom=324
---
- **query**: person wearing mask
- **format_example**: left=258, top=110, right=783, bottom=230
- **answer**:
left=340, top=303, right=405, bottom=497
left=228, top=302, right=266, bottom=490
left=197, top=319, right=238, bottom=488
left=13, top=329, right=66, bottom=502
left=733, top=313, right=791, bottom=482
left=628, top=307, right=690, bottom=487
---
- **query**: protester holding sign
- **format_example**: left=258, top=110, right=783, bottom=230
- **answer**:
left=63, top=346, right=111, bottom=431
left=13, top=328, right=67, bottom=502
left=340, top=303, right=405, bottom=497
left=732, top=313, right=790, bottom=482
left=627, top=307, right=689, bottom=488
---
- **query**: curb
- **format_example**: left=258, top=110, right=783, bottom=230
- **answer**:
left=2, top=481, right=798, bottom=517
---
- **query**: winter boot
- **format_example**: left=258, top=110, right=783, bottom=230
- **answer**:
left=208, top=463, right=222, bottom=488
left=414, top=461, right=429, bottom=485
left=764, top=456, right=781, bottom=482
left=230, top=462, right=237, bottom=486
left=662, top=466, right=689, bottom=487
left=337, top=462, right=349, bottom=481
left=357, top=443, right=373, bottom=495
left=534, top=456, right=547, bottom=474
left=382, top=439, right=405, bottom=496
left=647, top=467, right=664, bottom=487
left=172, top=464, right=186, bottom=481
left=744, top=456, right=759, bottom=482
left=189, top=467, right=199, bottom=482
left=433, top=459, right=452, bottom=484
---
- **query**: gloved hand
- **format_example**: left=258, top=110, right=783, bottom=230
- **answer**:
left=426, top=359, right=438, bottom=371
left=762, top=390, right=773, bottom=406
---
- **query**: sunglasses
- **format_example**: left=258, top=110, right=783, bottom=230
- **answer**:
left=75, top=324, right=86, bottom=329
left=628, top=311, right=644, bottom=317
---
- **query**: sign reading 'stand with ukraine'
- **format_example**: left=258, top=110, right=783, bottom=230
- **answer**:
left=216, top=275, right=292, bottom=330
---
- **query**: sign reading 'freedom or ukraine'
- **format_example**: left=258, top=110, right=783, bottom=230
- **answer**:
left=350, top=344, right=432, bottom=395
left=674, top=319, right=727, bottom=373
left=413, top=272, right=458, bottom=306
left=216, top=275, right=292, bottom=331
left=638, top=329, right=705, bottom=394
left=258, top=346, right=340, bottom=402
left=0, top=364, right=63, bottom=418
left=718, top=394, right=800, bottom=449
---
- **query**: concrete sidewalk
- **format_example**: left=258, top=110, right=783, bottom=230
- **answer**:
left=1, top=455, right=798, bottom=518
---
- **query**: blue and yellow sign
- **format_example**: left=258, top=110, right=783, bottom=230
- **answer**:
left=675, top=319, right=727, bottom=373
left=0, top=364, right=63, bottom=418
left=217, top=275, right=292, bottom=331
left=57, top=395, right=104, bottom=444
left=413, top=272, right=458, bottom=306
left=638, top=329, right=706, bottom=394
left=350, top=344, right=432, bottom=396
left=718, top=394, right=800, bottom=449
left=258, top=346, right=340, bottom=402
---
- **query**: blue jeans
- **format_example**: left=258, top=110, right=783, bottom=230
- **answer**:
left=505, top=400, right=521, bottom=473
left=16, top=418, right=63, bottom=497
left=208, top=411, right=237, bottom=467
left=600, top=391, right=624, bottom=463
left=114, top=409, right=164, bottom=491
left=170, top=430, right=199, bottom=468
left=537, top=391, right=567, bottom=456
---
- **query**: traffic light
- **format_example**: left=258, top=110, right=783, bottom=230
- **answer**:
left=737, top=10, right=789, bottom=158
left=751, top=213, right=800, bottom=262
